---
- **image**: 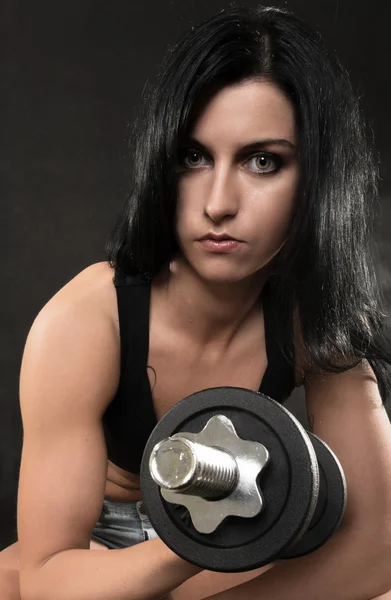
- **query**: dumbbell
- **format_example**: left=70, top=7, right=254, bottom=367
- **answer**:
left=140, top=387, right=347, bottom=573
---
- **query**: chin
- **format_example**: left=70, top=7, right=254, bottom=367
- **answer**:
left=191, top=260, right=262, bottom=285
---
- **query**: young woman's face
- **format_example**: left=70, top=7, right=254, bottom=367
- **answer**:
left=174, top=79, right=299, bottom=283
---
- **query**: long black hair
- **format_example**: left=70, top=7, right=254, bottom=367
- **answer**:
left=105, top=5, right=391, bottom=402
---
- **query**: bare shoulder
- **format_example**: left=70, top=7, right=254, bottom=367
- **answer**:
left=40, top=261, right=117, bottom=321
left=21, top=261, right=120, bottom=418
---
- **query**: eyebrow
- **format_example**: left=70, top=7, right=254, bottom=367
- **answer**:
left=182, top=136, right=297, bottom=156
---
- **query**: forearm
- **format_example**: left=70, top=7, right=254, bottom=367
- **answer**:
left=203, top=525, right=391, bottom=600
left=21, top=537, right=203, bottom=600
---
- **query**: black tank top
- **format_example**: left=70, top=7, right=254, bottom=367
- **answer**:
left=102, top=267, right=296, bottom=474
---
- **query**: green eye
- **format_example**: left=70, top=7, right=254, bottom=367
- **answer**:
left=181, top=149, right=205, bottom=168
left=177, top=149, right=282, bottom=174
left=248, top=154, right=281, bottom=173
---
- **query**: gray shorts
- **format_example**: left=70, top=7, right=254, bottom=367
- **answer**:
left=91, top=498, right=159, bottom=549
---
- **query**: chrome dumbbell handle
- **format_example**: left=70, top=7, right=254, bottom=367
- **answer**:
left=149, top=436, right=238, bottom=499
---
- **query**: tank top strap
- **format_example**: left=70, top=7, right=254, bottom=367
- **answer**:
left=110, top=266, right=155, bottom=425
left=113, top=266, right=150, bottom=371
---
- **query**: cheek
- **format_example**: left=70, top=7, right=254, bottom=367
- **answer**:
left=248, top=176, right=297, bottom=235
left=174, top=199, right=188, bottom=237
left=175, top=184, right=198, bottom=234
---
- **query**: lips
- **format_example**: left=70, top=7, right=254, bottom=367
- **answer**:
left=199, top=233, right=241, bottom=242
left=197, top=234, right=243, bottom=254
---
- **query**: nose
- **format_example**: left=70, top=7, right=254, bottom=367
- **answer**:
left=204, top=167, right=239, bottom=224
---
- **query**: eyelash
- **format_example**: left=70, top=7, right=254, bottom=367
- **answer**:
left=178, top=149, right=283, bottom=175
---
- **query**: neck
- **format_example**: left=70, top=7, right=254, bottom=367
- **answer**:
left=154, top=256, right=270, bottom=349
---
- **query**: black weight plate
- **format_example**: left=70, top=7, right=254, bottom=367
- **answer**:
left=141, top=387, right=319, bottom=572
left=280, top=432, right=347, bottom=559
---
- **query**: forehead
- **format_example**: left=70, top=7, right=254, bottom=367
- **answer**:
left=190, top=80, right=296, bottom=144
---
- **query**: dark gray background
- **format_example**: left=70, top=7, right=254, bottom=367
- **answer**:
left=1, top=0, right=390, bottom=549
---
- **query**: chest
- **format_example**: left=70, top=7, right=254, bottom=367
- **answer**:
left=147, top=324, right=268, bottom=422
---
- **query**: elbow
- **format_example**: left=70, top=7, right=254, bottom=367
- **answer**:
left=2, top=568, right=20, bottom=600
left=19, top=549, right=66, bottom=600
left=19, top=571, right=36, bottom=600
left=19, top=568, right=50, bottom=600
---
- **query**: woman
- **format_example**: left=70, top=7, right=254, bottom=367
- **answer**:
left=2, top=5, right=391, bottom=600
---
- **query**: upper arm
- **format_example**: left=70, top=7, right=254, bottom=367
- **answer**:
left=17, top=263, right=120, bottom=578
left=291, top=309, right=391, bottom=535
left=303, top=361, right=391, bottom=533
